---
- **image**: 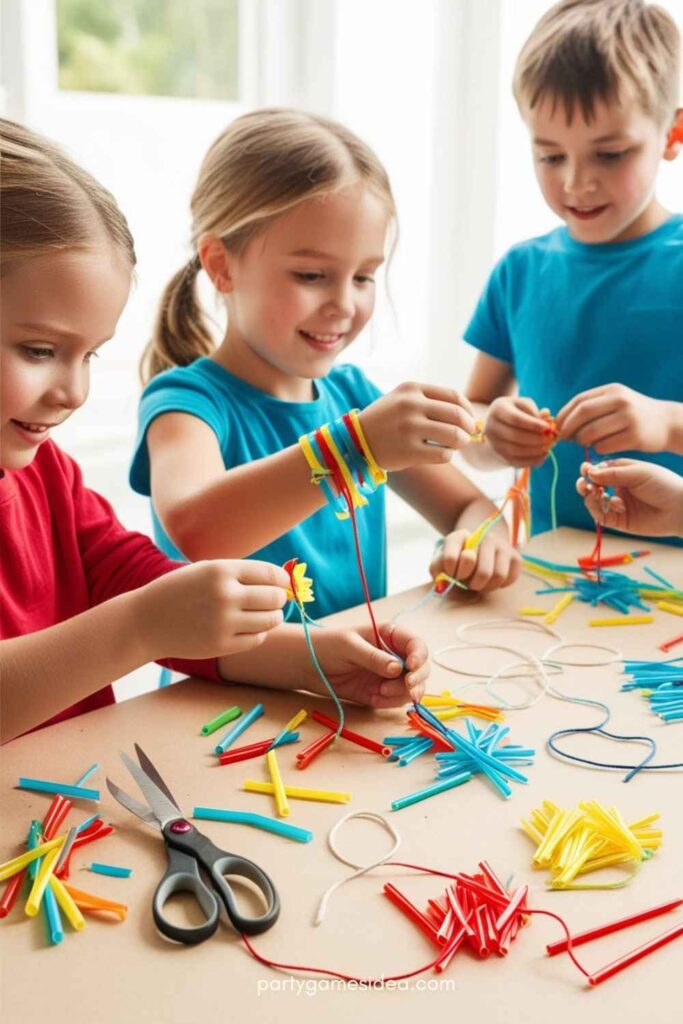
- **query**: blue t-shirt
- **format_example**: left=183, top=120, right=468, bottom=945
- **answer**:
left=130, top=359, right=386, bottom=618
left=464, top=215, right=683, bottom=541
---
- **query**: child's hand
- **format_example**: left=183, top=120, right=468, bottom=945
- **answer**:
left=140, top=560, right=290, bottom=659
left=557, top=384, right=674, bottom=453
left=577, top=459, right=683, bottom=537
left=429, top=527, right=522, bottom=592
left=310, top=623, right=429, bottom=707
left=485, top=396, right=554, bottom=467
left=358, top=383, right=476, bottom=471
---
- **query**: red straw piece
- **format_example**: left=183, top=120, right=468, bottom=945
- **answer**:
left=296, top=730, right=336, bottom=769
left=219, top=739, right=275, bottom=765
left=469, top=904, right=490, bottom=958
left=311, top=710, right=391, bottom=756
left=589, top=920, right=683, bottom=986
left=0, top=872, right=27, bottom=918
left=660, top=632, right=683, bottom=653
left=478, top=860, right=509, bottom=897
left=383, top=883, right=442, bottom=947
left=435, top=917, right=471, bottom=973
left=547, top=898, right=683, bottom=957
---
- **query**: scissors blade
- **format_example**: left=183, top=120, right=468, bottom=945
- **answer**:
left=119, top=750, right=183, bottom=828
left=106, top=777, right=161, bottom=829
left=133, top=743, right=182, bottom=813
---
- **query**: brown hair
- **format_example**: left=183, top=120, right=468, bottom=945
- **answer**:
left=513, top=0, right=681, bottom=124
left=0, top=117, right=136, bottom=273
left=140, top=107, right=396, bottom=384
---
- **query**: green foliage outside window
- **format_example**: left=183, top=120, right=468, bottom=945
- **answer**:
left=57, top=0, right=239, bottom=100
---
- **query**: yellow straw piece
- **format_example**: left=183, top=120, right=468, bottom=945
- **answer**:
left=434, top=705, right=503, bottom=722
left=544, top=593, right=573, bottom=625
left=282, top=709, right=308, bottom=734
left=519, top=607, right=548, bottom=616
left=589, top=615, right=654, bottom=627
left=422, top=695, right=460, bottom=707
left=522, top=800, right=661, bottom=890
left=266, top=750, right=289, bottom=818
left=657, top=601, right=683, bottom=617
left=320, top=423, right=367, bottom=510
left=49, top=876, right=86, bottom=931
left=243, top=781, right=351, bottom=804
left=25, top=846, right=61, bottom=917
left=0, top=834, right=65, bottom=882
left=348, top=409, right=387, bottom=486
left=464, top=515, right=498, bottom=551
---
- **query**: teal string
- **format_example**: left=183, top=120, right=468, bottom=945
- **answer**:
left=292, top=600, right=344, bottom=736
left=547, top=448, right=559, bottom=532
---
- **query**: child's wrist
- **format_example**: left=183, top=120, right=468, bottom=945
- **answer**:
left=663, top=400, right=683, bottom=455
left=298, top=410, right=387, bottom=519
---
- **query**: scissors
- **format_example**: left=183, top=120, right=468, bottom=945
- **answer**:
left=106, top=744, right=280, bottom=944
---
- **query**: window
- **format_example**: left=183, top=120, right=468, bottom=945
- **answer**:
left=56, top=0, right=240, bottom=101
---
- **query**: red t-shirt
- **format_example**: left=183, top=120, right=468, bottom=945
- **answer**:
left=0, top=440, right=221, bottom=730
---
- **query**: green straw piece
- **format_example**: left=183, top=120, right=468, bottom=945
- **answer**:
left=201, top=705, right=242, bottom=736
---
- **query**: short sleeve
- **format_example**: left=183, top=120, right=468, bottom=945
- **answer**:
left=129, top=369, right=226, bottom=497
left=331, top=363, right=384, bottom=408
left=463, top=254, right=513, bottom=365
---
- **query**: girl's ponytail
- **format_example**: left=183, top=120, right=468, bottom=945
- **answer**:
left=140, top=256, right=214, bottom=383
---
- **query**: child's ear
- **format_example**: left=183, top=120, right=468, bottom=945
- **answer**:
left=664, top=108, right=683, bottom=161
left=197, top=234, right=233, bottom=292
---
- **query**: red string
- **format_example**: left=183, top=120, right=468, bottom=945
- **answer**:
left=239, top=859, right=592, bottom=983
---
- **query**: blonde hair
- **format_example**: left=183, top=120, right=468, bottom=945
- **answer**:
left=141, top=107, right=396, bottom=383
left=0, top=117, right=136, bottom=273
left=513, top=0, right=681, bottom=124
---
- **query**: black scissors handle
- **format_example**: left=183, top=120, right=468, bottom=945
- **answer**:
left=156, top=820, right=280, bottom=942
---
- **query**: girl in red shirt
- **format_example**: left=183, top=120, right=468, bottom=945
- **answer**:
left=0, top=119, right=428, bottom=743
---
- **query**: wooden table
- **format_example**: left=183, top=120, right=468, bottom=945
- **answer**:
left=2, top=528, right=682, bottom=1023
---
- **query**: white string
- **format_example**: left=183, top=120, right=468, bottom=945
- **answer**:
left=431, top=618, right=623, bottom=712
left=314, top=810, right=401, bottom=926
left=540, top=640, right=622, bottom=667
left=455, top=617, right=562, bottom=642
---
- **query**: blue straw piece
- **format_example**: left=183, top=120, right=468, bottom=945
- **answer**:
left=42, top=885, right=63, bottom=945
left=644, top=566, right=676, bottom=589
left=193, top=807, right=312, bottom=843
left=75, top=763, right=99, bottom=786
left=214, top=703, right=265, bottom=754
left=76, top=813, right=99, bottom=833
left=17, top=778, right=99, bottom=801
left=89, top=863, right=132, bottom=878
left=397, top=739, right=434, bottom=766
left=27, top=819, right=42, bottom=881
left=391, top=770, right=472, bottom=811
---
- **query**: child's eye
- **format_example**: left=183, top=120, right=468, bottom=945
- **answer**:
left=597, top=149, right=629, bottom=162
left=293, top=271, right=324, bottom=283
left=21, top=345, right=54, bottom=361
left=354, top=275, right=375, bottom=285
left=538, top=153, right=564, bottom=165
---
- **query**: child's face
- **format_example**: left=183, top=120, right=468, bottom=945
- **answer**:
left=221, top=185, right=388, bottom=398
left=526, top=95, right=670, bottom=243
left=0, top=248, right=131, bottom=470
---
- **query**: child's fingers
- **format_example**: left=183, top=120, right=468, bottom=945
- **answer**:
left=420, top=384, right=475, bottom=418
left=571, top=412, right=629, bottom=450
left=439, top=530, right=468, bottom=578
left=490, top=402, right=546, bottom=433
left=585, top=460, right=645, bottom=489
left=236, top=561, right=291, bottom=590
left=425, top=397, right=477, bottom=436
left=556, top=384, right=610, bottom=429
left=234, top=609, right=284, bottom=634
left=240, top=585, right=289, bottom=610
left=463, top=541, right=495, bottom=591
left=557, top=394, right=622, bottom=440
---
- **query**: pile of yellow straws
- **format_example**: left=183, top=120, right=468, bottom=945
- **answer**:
left=521, top=799, right=662, bottom=890
left=422, top=693, right=504, bottom=723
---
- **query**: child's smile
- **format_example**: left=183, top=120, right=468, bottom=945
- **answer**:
left=526, top=95, right=672, bottom=243
left=211, top=185, right=389, bottom=401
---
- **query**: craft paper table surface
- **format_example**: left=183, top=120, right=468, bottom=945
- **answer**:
left=2, top=529, right=682, bottom=1024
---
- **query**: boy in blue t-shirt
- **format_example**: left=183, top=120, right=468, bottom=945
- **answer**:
left=462, top=0, right=683, bottom=540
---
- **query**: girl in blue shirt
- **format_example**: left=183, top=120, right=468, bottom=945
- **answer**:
left=131, top=109, right=520, bottom=618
